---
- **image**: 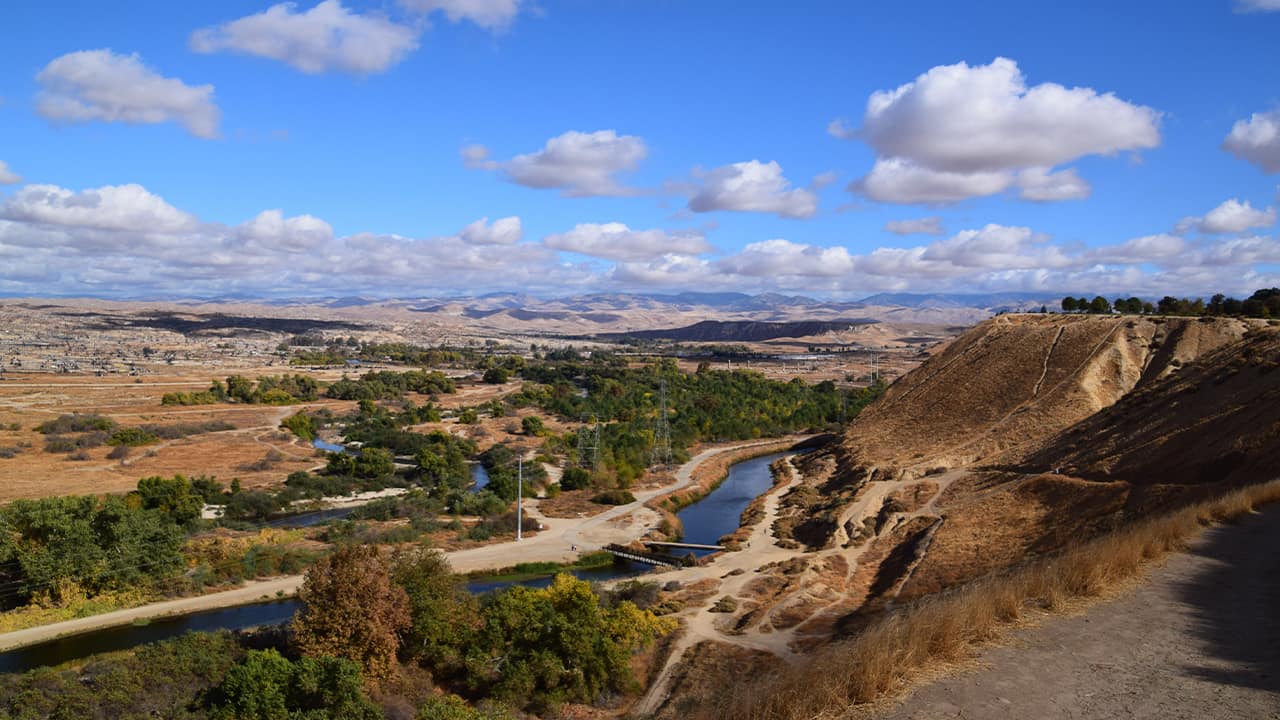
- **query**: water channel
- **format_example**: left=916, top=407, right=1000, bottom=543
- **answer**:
left=0, top=450, right=790, bottom=674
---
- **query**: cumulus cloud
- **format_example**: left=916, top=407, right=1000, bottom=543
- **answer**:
left=1177, top=199, right=1276, bottom=234
left=237, top=209, right=334, bottom=252
left=884, top=216, right=944, bottom=236
left=718, top=239, right=854, bottom=277
left=1016, top=167, right=1091, bottom=202
left=1223, top=110, right=1280, bottom=173
left=1089, top=233, right=1187, bottom=264
left=36, top=50, right=219, bottom=138
left=854, top=157, right=1013, bottom=204
left=846, top=57, right=1160, bottom=204
left=459, top=216, right=521, bottom=245
left=399, top=0, right=523, bottom=30
left=191, top=0, right=420, bottom=75
left=545, top=222, right=711, bottom=261
left=687, top=160, right=819, bottom=219
left=1, top=183, right=198, bottom=233
left=0, top=161, right=19, bottom=185
left=826, top=119, right=857, bottom=140
left=469, top=130, right=647, bottom=197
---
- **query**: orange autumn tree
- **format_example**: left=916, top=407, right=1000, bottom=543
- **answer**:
left=291, top=544, right=410, bottom=682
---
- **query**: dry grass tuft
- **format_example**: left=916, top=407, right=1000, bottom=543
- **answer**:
left=698, top=479, right=1280, bottom=720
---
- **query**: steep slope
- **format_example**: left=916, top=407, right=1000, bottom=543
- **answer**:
left=834, top=315, right=1251, bottom=478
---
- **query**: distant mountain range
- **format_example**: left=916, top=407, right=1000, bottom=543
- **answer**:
left=598, top=319, right=878, bottom=343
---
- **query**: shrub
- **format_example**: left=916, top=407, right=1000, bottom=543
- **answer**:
left=108, top=427, right=159, bottom=447
left=591, top=489, right=636, bottom=505
left=35, top=413, right=116, bottom=434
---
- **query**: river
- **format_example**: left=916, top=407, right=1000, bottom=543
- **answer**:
left=0, top=450, right=790, bottom=674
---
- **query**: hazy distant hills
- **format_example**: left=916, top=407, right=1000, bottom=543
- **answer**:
left=5, top=291, right=1051, bottom=339
left=598, top=319, right=877, bottom=343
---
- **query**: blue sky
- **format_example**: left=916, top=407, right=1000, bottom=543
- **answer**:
left=1, top=0, right=1278, bottom=299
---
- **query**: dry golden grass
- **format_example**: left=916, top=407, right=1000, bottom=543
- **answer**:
left=699, top=478, right=1280, bottom=720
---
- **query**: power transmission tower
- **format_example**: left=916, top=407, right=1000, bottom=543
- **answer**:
left=651, top=377, right=673, bottom=469
left=577, top=415, right=601, bottom=470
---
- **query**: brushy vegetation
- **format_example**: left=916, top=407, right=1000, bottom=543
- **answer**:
left=700, top=479, right=1280, bottom=720
left=514, top=357, right=884, bottom=487
left=325, top=370, right=456, bottom=401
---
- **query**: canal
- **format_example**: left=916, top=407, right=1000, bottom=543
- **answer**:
left=0, top=450, right=792, bottom=673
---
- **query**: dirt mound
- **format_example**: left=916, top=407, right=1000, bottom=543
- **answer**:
left=1016, top=327, right=1280, bottom=491
left=835, top=315, right=1252, bottom=477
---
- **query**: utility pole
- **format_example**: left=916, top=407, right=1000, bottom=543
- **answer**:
left=516, top=457, right=522, bottom=541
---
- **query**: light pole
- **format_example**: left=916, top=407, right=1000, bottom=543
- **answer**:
left=516, top=457, right=523, bottom=541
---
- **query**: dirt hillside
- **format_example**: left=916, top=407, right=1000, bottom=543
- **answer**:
left=754, top=315, right=1279, bottom=639
left=833, top=314, right=1253, bottom=478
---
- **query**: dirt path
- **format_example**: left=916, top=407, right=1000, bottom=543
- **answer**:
left=870, top=505, right=1280, bottom=720
left=0, top=438, right=791, bottom=652
left=635, top=455, right=806, bottom=716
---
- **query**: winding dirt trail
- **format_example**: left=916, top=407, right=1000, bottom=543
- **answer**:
left=0, top=438, right=793, bottom=653
left=869, top=505, right=1280, bottom=720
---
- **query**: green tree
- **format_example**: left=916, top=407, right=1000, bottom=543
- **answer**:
left=464, top=574, right=674, bottom=711
left=482, top=367, right=510, bottom=384
left=292, top=545, right=410, bottom=682
left=1088, top=296, right=1111, bottom=314
left=1061, top=296, right=1078, bottom=312
left=355, top=447, right=396, bottom=479
left=393, top=549, right=478, bottom=670
left=520, top=415, right=545, bottom=436
left=216, top=649, right=382, bottom=720
left=133, top=474, right=204, bottom=527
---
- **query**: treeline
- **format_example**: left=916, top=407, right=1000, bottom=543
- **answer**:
left=326, top=370, right=456, bottom=401
left=163, top=374, right=320, bottom=406
left=1060, top=288, right=1280, bottom=318
left=515, top=359, right=885, bottom=485
left=288, top=339, right=475, bottom=367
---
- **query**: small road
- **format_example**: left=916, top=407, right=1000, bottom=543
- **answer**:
left=871, top=504, right=1280, bottom=720
left=0, top=438, right=797, bottom=653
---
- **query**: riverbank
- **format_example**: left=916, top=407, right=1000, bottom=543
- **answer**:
left=0, top=437, right=794, bottom=653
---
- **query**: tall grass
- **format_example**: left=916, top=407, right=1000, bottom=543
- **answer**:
left=698, top=479, right=1280, bottom=720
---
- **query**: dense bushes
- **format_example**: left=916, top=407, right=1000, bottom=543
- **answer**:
left=326, top=370, right=456, bottom=401
left=0, top=492, right=186, bottom=607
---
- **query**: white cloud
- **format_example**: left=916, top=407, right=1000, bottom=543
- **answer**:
left=0, top=161, right=19, bottom=185
left=1223, top=110, right=1280, bottom=173
left=545, top=222, right=711, bottom=261
left=470, top=130, right=647, bottom=197
left=687, top=160, right=819, bottom=219
left=1, top=183, right=197, bottom=233
left=884, top=216, right=944, bottom=236
left=1089, top=233, right=1187, bottom=264
left=1177, top=199, right=1276, bottom=234
left=827, top=118, right=857, bottom=140
left=459, top=216, right=521, bottom=245
left=191, top=0, right=420, bottom=75
left=848, top=57, right=1159, bottom=204
left=1235, top=0, right=1280, bottom=12
left=854, top=157, right=1014, bottom=204
left=1016, top=167, right=1091, bottom=202
left=237, top=209, right=334, bottom=252
left=919, top=224, right=1067, bottom=270
left=609, top=255, right=721, bottom=288
left=718, top=238, right=854, bottom=276
left=399, top=0, right=523, bottom=30
left=36, top=50, right=219, bottom=138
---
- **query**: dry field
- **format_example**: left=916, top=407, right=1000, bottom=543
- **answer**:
left=0, top=367, right=358, bottom=502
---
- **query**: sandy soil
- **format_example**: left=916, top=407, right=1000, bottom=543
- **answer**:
left=869, top=505, right=1280, bottom=720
